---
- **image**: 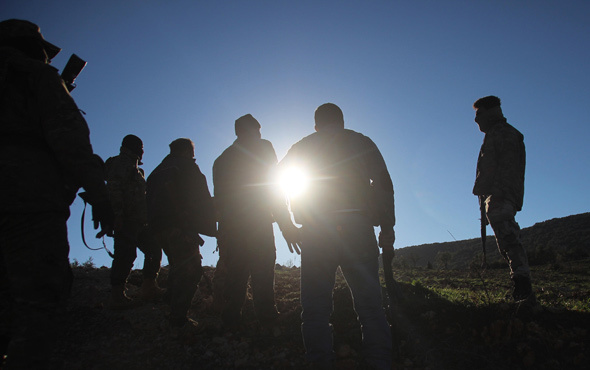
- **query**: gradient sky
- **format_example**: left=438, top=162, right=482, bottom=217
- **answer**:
left=3, top=0, right=589, bottom=269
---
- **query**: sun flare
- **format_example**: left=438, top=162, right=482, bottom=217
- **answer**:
left=279, top=167, right=309, bottom=198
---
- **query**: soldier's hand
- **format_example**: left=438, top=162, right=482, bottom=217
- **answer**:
left=92, top=200, right=115, bottom=238
left=379, top=228, right=395, bottom=249
left=281, top=224, right=302, bottom=255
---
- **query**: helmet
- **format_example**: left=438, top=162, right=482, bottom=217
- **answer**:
left=0, top=19, right=61, bottom=60
left=121, top=134, right=144, bottom=158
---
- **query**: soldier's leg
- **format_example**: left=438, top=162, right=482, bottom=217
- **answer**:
left=137, top=227, right=164, bottom=301
left=339, top=215, right=392, bottom=370
left=0, top=213, right=71, bottom=369
left=0, top=228, right=12, bottom=359
left=139, top=227, right=162, bottom=281
left=250, top=227, right=279, bottom=323
left=220, top=237, right=251, bottom=329
left=164, top=231, right=202, bottom=326
left=211, top=245, right=228, bottom=313
left=300, top=224, right=339, bottom=365
left=110, top=224, right=139, bottom=287
left=486, top=198, right=530, bottom=279
left=486, top=198, right=533, bottom=301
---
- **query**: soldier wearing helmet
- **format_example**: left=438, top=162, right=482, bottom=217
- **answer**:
left=105, top=135, right=164, bottom=309
left=0, top=19, right=113, bottom=368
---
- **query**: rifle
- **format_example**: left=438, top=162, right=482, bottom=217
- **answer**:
left=480, top=195, right=488, bottom=269
left=382, top=249, right=401, bottom=314
left=78, top=192, right=114, bottom=258
left=382, top=248, right=402, bottom=359
left=61, top=54, right=87, bottom=92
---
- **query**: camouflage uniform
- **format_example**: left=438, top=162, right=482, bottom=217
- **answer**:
left=473, top=118, right=529, bottom=279
left=146, top=151, right=215, bottom=326
left=105, top=146, right=157, bottom=288
left=213, top=133, right=293, bottom=328
left=0, top=20, right=111, bottom=368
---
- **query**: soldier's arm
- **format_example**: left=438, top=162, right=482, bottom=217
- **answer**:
left=104, top=158, right=126, bottom=219
left=495, top=130, right=525, bottom=200
left=35, top=64, right=108, bottom=202
left=364, top=136, right=395, bottom=230
left=473, top=134, right=499, bottom=197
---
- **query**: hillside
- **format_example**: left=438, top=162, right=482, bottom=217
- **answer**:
left=48, top=259, right=590, bottom=369
left=394, top=212, right=590, bottom=269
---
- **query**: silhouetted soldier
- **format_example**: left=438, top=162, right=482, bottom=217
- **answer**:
left=0, top=19, right=113, bottom=368
left=105, top=135, right=163, bottom=308
left=212, top=114, right=300, bottom=330
left=146, top=138, right=216, bottom=327
left=472, top=96, right=535, bottom=303
left=280, top=103, right=394, bottom=369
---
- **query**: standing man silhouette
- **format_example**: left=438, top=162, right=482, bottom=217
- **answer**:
left=0, top=19, right=113, bottom=368
left=280, top=103, right=394, bottom=369
left=213, top=114, right=300, bottom=330
left=472, top=95, right=535, bottom=304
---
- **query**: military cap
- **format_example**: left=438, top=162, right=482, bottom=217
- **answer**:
left=0, top=19, right=61, bottom=60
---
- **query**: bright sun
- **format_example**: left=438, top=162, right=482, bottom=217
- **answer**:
left=279, top=167, right=309, bottom=198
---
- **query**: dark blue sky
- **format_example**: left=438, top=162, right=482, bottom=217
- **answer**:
left=3, top=0, right=589, bottom=268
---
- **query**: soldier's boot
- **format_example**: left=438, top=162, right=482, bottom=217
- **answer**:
left=108, top=284, right=135, bottom=310
left=512, top=276, right=534, bottom=302
left=139, top=278, right=165, bottom=302
left=512, top=276, right=543, bottom=318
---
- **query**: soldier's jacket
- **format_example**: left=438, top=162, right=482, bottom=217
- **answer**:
left=473, top=120, right=526, bottom=211
left=213, top=137, right=291, bottom=230
left=280, top=127, right=395, bottom=228
left=146, top=154, right=216, bottom=237
left=105, top=147, right=147, bottom=224
left=0, top=46, right=108, bottom=214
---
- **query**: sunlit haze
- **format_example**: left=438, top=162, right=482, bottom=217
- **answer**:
left=278, top=167, right=310, bottom=199
left=3, top=1, right=589, bottom=269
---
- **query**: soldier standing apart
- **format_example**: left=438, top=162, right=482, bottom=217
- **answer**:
left=105, top=135, right=163, bottom=309
left=146, top=138, right=216, bottom=327
left=0, top=19, right=114, bottom=368
left=212, top=114, right=300, bottom=330
left=280, top=103, right=394, bottom=369
left=472, top=96, right=535, bottom=303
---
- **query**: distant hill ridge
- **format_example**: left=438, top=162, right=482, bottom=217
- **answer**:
left=393, top=212, right=590, bottom=269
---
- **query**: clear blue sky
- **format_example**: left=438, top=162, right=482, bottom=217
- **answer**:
left=3, top=0, right=589, bottom=268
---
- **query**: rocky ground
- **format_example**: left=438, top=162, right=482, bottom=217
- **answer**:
left=51, top=262, right=590, bottom=369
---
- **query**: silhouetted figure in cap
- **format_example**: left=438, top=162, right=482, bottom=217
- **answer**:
left=212, top=114, right=300, bottom=330
left=146, top=138, right=216, bottom=327
left=472, top=96, right=535, bottom=304
left=105, top=135, right=163, bottom=309
left=280, top=103, right=394, bottom=369
left=0, top=19, right=113, bottom=368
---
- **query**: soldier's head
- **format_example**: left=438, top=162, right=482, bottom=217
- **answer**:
left=121, top=134, right=144, bottom=160
left=473, top=95, right=504, bottom=133
left=235, top=114, right=261, bottom=140
left=314, top=103, right=344, bottom=132
left=0, top=19, right=61, bottom=63
left=169, top=138, right=195, bottom=159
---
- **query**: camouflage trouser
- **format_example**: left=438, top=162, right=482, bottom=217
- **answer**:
left=111, top=224, right=162, bottom=285
left=216, top=222, right=278, bottom=327
left=0, top=212, right=72, bottom=369
left=154, top=228, right=202, bottom=323
left=137, top=227, right=162, bottom=280
left=485, top=196, right=530, bottom=279
left=110, top=223, right=141, bottom=286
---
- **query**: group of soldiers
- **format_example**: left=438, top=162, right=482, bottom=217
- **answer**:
left=1, top=19, right=535, bottom=370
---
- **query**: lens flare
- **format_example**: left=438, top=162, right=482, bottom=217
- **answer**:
left=279, top=167, right=309, bottom=198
